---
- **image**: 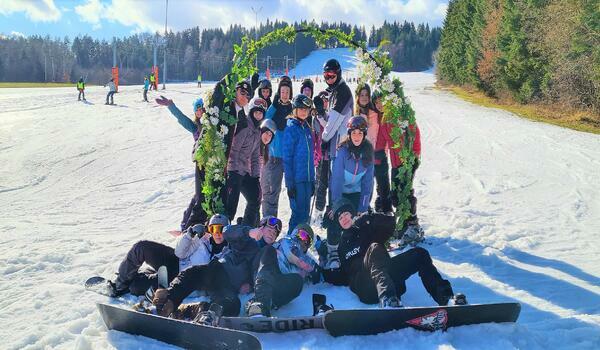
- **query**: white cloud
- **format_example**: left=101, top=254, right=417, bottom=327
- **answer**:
left=0, top=0, right=61, bottom=22
left=74, top=0, right=105, bottom=25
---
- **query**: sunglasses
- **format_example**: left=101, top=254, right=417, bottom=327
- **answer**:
left=324, top=72, right=337, bottom=80
left=260, top=216, right=282, bottom=234
left=296, top=229, right=312, bottom=246
left=239, top=89, right=250, bottom=97
left=208, top=224, right=224, bottom=235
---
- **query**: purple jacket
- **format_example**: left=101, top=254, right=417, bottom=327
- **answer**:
left=227, top=116, right=261, bottom=177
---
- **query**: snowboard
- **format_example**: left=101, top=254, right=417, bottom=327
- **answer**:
left=323, top=302, right=521, bottom=336
left=85, top=276, right=115, bottom=297
left=97, top=302, right=261, bottom=350
left=220, top=314, right=323, bottom=333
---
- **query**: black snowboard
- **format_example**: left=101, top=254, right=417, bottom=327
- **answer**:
left=324, top=302, right=521, bottom=336
left=97, top=303, right=261, bottom=350
left=220, top=315, right=323, bottom=333
left=85, top=276, right=113, bottom=297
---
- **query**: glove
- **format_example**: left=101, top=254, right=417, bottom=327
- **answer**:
left=287, top=187, right=296, bottom=199
left=251, top=73, right=260, bottom=91
left=155, top=95, right=173, bottom=106
left=188, top=224, right=206, bottom=237
left=313, top=96, right=326, bottom=116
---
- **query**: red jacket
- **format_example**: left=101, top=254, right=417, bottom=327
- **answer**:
left=374, top=112, right=421, bottom=168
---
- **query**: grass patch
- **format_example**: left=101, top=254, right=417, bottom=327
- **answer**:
left=0, top=82, right=81, bottom=88
left=437, top=83, right=600, bottom=135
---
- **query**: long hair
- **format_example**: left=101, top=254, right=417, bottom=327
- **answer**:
left=354, top=83, right=374, bottom=116
left=339, top=136, right=374, bottom=166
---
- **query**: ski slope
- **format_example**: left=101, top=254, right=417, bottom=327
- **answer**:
left=1, top=62, right=599, bottom=349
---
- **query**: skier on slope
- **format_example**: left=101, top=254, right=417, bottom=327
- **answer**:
left=151, top=216, right=282, bottom=323
left=104, top=214, right=230, bottom=298
left=76, top=76, right=86, bottom=101
left=324, top=198, right=467, bottom=308
left=143, top=76, right=150, bottom=102
left=261, top=76, right=293, bottom=219
left=283, top=94, right=315, bottom=234
left=155, top=95, right=207, bottom=232
left=105, top=78, right=116, bottom=105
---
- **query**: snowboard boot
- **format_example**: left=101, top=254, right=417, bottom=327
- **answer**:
left=398, top=223, right=424, bottom=246
left=245, top=299, right=271, bottom=318
left=312, top=294, right=334, bottom=316
left=152, top=288, right=175, bottom=317
left=144, top=284, right=156, bottom=303
left=324, top=243, right=340, bottom=270
left=379, top=295, right=403, bottom=309
left=107, top=279, right=129, bottom=298
left=450, top=293, right=468, bottom=306
left=193, top=303, right=223, bottom=326
left=173, top=301, right=209, bottom=321
left=433, top=281, right=455, bottom=306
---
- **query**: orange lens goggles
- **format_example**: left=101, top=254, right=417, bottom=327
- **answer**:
left=208, top=224, right=224, bottom=235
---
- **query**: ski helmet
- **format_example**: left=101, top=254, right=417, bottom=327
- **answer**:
left=323, top=59, right=341, bottom=74
left=301, top=78, right=314, bottom=98
left=260, top=216, right=282, bottom=234
left=236, top=80, right=253, bottom=99
left=347, top=115, right=368, bottom=135
left=292, top=94, right=313, bottom=109
left=209, top=213, right=230, bottom=227
left=249, top=97, right=267, bottom=117
left=260, top=119, right=277, bottom=136
left=291, top=223, right=314, bottom=246
left=258, top=79, right=272, bottom=91
left=193, top=97, right=204, bottom=111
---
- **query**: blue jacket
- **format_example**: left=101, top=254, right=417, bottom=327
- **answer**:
left=266, top=100, right=292, bottom=159
left=144, top=79, right=150, bottom=90
left=167, top=104, right=200, bottom=140
left=273, top=236, right=316, bottom=277
left=331, top=143, right=374, bottom=212
left=283, top=117, right=315, bottom=188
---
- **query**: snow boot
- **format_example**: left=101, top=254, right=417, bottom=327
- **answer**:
left=107, top=279, right=129, bottom=297
left=379, top=295, right=403, bottom=309
left=312, top=294, right=334, bottom=316
left=324, top=243, right=340, bottom=270
left=433, top=281, right=454, bottom=306
left=245, top=299, right=271, bottom=318
left=398, top=223, right=424, bottom=246
left=450, top=293, right=468, bottom=306
left=193, top=303, right=223, bottom=326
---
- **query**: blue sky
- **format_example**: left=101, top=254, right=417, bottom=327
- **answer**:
left=0, top=0, right=449, bottom=40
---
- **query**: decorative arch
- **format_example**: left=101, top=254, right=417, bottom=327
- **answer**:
left=195, top=25, right=418, bottom=231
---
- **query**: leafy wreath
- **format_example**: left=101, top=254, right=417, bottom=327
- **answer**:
left=194, top=25, right=418, bottom=232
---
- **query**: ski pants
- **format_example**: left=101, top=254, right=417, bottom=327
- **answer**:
left=288, top=181, right=313, bottom=235
left=115, top=240, right=180, bottom=295
left=348, top=244, right=452, bottom=306
left=167, top=261, right=241, bottom=317
left=254, top=245, right=304, bottom=308
left=143, top=89, right=148, bottom=102
left=260, top=156, right=284, bottom=218
left=78, top=89, right=85, bottom=100
left=326, top=192, right=361, bottom=245
left=315, top=159, right=330, bottom=211
left=225, top=171, right=261, bottom=227
left=180, top=165, right=209, bottom=231
left=374, top=151, right=392, bottom=213
left=106, top=91, right=115, bottom=104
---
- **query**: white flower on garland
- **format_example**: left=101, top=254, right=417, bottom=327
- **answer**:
left=381, top=78, right=394, bottom=93
left=219, top=125, right=228, bottom=138
left=399, top=120, right=409, bottom=129
left=210, top=116, right=219, bottom=126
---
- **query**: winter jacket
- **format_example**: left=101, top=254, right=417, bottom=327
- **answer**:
left=273, top=236, right=316, bottom=278
left=175, top=232, right=229, bottom=272
left=283, top=117, right=315, bottom=188
left=220, top=225, right=266, bottom=290
left=265, top=99, right=293, bottom=159
left=312, top=115, right=326, bottom=166
left=388, top=124, right=421, bottom=168
left=107, top=81, right=116, bottom=92
left=227, top=114, right=261, bottom=177
left=77, top=80, right=85, bottom=90
left=322, top=79, right=353, bottom=159
left=338, top=212, right=396, bottom=276
left=167, top=104, right=200, bottom=139
left=331, top=142, right=374, bottom=212
left=144, top=79, right=150, bottom=90
left=360, top=109, right=379, bottom=147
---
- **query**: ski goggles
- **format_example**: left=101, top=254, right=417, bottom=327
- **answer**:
left=295, top=229, right=312, bottom=246
left=251, top=98, right=268, bottom=109
left=208, top=224, right=224, bottom=235
left=323, top=72, right=337, bottom=80
left=260, top=216, right=282, bottom=234
left=298, top=97, right=313, bottom=109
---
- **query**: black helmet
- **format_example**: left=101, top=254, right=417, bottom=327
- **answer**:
left=258, top=79, right=272, bottom=90
left=347, top=115, right=368, bottom=135
left=292, top=94, right=313, bottom=109
left=301, top=78, right=314, bottom=97
left=323, top=59, right=341, bottom=74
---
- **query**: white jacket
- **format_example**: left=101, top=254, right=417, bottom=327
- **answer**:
left=174, top=232, right=218, bottom=272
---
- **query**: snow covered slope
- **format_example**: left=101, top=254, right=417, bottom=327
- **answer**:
left=288, top=47, right=359, bottom=77
left=1, top=70, right=599, bottom=349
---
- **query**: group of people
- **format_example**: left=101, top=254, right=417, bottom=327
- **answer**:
left=102, top=57, right=465, bottom=325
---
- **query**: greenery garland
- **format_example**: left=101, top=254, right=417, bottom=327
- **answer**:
left=194, top=24, right=418, bottom=232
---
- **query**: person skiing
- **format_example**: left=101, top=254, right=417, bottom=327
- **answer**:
left=319, top=59, right=353, bottom=268
left=105, top=214, right=230, bottom=298
left=355, top=83, right=379, bottom=146
left=77, top=77, right=86, bottom=101
left=143, top=76, right=150, bottom=102
left=327, top=116, right=374, bottom=268
left=257, top=79, right=273, bottom=108
left=105, top=78, right=116, bottom=105
left=151, top=216, right=283, bottom=323
left=330, top=198, right=467, bottom=308
left=155, top=95, right=206, bottom=231
left=197, top=73, right=202, bottom=88
left=261, top=75, right=293, bottom=219
left=283, top=94, right=315, bottom=234
left=224, top=97, right=269, bottom=226
left=149, top=72, right=156, bottom=90
left=245, top=223, right=319, bottom=317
